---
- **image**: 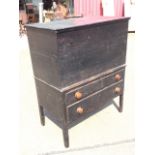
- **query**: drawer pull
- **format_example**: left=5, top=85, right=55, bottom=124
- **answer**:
left=75, top=91, right=82, bottom=100
left=115, top=74, right=121, bottom=81
left=76, top=106, right=84, bottom=114
left=114, top=87, right=121, bottom=94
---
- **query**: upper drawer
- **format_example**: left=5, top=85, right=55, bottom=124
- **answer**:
left=65, top=69, right=125, bottom=105
left=67, top=81, right=124, bottom=124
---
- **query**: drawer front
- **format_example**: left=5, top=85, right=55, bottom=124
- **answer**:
left=65, top=69, right=125, bottom=105
left=67, top=81, right=124, bottom=124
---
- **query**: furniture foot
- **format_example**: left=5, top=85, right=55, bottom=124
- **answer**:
left=39, top=105, right=45, bottom=126
left=63, top=128, right=69, bottom=148
left=119, top=94, right=124, bottom=112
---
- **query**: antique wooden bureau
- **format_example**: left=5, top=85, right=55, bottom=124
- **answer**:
left=26, top=17, right=130, bottom=147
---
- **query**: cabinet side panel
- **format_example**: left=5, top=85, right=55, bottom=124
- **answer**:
left=27, top=28, right=61, bottom=87
left=35, top=79, right=65, bottom=127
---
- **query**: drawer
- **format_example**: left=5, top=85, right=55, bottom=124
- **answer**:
left=67, top=81, right=124, bottom=124
left=65, top=69, right=125, bottom=105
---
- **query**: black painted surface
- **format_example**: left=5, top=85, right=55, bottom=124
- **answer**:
left=26, top=17, right=129, bottom=32
left=57, top=21, right=128, bottom=88
left=65, top=68, right=125, bottom=105
left=67, top=81, right=124, bottom=124
left=35, top=79, right=65, bottom=127
left=26, top=17, right=129, bottom=89
left=26, top=17, right=130, bottom=147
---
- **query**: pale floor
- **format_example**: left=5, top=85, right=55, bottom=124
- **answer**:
left=19, top=33, right=135, bottom=155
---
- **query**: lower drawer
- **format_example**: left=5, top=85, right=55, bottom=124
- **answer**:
left=67, top=81, right=124, bottom=124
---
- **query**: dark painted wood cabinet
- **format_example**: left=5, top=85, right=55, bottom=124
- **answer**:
left=26, top=17, right=130, bottom=147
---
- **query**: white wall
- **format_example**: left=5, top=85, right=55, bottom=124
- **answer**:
left=124, top=0, right=135, bottom=31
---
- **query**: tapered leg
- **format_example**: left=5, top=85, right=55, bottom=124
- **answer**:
left=63, top=128, right=69, bottom=148
left=119, top=93, right=124, bottom=112
left=38, top=105, right=45, bottom=126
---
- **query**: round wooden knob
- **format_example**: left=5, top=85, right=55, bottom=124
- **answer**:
left=76, top=106, right=84, bottom=114
left=75, top=91, right=82, bottom=99
left=115, top=74, right=121, bottom=81
left=114, top=87, right=121, bottom=94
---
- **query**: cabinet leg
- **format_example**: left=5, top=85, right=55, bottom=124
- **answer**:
left=63, top=128, right=69, bottom=148
left=39, top=105, right=45, bottom=126
left=119, top=94, right=124, bottom=112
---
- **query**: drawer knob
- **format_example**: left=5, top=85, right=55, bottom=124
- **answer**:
left=75, top=91, right=82, bottom=99
left=76, top=106, right=84, bottom=114
left=115, top=74, right=121, bottom=81
left=114, top=87, right=121, bottom=94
